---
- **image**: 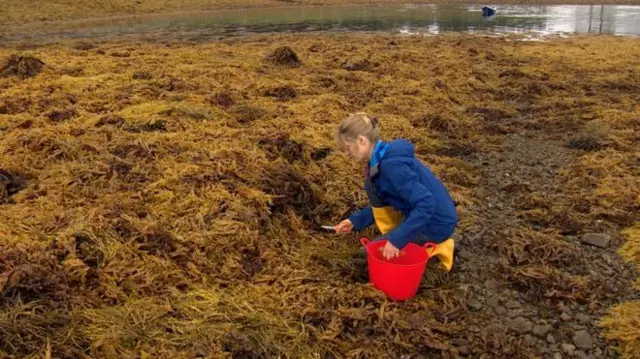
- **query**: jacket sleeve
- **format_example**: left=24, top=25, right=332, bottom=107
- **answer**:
left=383, top=163, right=435, bottom=249
left=348, top=206, right=375, bottom=231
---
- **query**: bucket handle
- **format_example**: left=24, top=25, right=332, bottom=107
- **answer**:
left=360, top=237, right=371, bottom=247
left=423, top=242, right=438, bottom=255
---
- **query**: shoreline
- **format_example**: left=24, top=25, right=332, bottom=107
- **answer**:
left=2, top=1, right=640, bottom=30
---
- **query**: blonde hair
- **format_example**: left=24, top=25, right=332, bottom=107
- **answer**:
left=337, top=112, right=380, bottom=149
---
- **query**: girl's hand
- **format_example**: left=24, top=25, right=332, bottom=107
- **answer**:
left=334, top=219, right=353, bottom=233
left=381, top=241, right=400, bottom=260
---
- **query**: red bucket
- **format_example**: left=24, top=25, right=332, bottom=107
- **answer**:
left=360, top=237, right=438, bottom=301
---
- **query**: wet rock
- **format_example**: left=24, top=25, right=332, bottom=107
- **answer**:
left=483, top=279, right=499, bottom=290
left=495, top=305, right=508, bottom=315
left=508, top=309, right=523, bottom=318
left=573, top=331, right=593, bottom=350
left=575, top=313, right=591, bottom=325
left=561, top=312, right=572, bottom=321
left=533, top=324, right=552, bottom=337
left=458, top=248, right=472, bottom=261
left=581, top=233, right=611, bottom=248
left=561, top=343, right=576, bottom=355
left=547, top=333, right=557, bottom=344
left=524, top=334, right=537, bottom=347
left=468, top=300, right=483, bottom=311
left=594, top=348, right=602, bottom=357
left=505, top=300, right=521, bottom=309
left=486, top=296, right=500, bottom=308
left=454, top=284, right=471, bottom=298
left=511, top=316, right=533, bottom=334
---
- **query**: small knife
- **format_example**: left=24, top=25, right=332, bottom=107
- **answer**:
left=320, top=225, right=336, bottom=232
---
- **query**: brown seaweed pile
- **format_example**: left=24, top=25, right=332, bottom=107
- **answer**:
left=0, top=33, right=638, bottom=358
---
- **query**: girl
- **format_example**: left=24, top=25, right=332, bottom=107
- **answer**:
left=333, top=113, right=459, bottom=272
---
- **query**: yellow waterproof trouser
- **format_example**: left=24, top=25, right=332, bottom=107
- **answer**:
left=372, top=205, right=455, bottom=272
left=426, top=237, right=455, bottom=272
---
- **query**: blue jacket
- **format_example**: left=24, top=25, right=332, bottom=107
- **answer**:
left=349, top=139, right=458, bottom=248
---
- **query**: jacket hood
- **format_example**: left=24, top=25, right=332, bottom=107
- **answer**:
left=383, top=139, right=415, bottom=159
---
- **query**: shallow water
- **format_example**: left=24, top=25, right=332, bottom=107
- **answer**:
left=1, top=4, right=639, bottom=43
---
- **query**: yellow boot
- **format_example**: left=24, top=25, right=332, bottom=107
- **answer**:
left=426, top=238, right=456, bottom=272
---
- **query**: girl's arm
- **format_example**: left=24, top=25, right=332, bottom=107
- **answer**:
left=348, top=206, right=375, bottom=231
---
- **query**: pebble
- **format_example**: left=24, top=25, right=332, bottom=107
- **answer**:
left=484, top=279, right=499, bottom=290
left=469, top=300, right=483, bottom=311
left=575, top=313, right=591, bottom=325
left=533, top=324, right=552, bottom=337
left=455, top=284, right=472, bottom=298
left=486, top=296, right=500, bottom=307
left=505, top=300, right=521, bottom=309
left=553, top=353, right=563, bottom=359
left=524, top=334, right=537, bottom=347
left=508, top=309, right=523, bottom=318
left=547, top=333, right=557, bottom=344
left=511, top=316, right=533, bottom=334
left=560, top=312, right=572, bottom=321
left=574, top=350, right=587, bottom=359
left=495, top=305, right=508, bottom=316
left=594, top=348, right=603, bottom=357
left=581, top=233, right=611, bottom=248
left=458, top=249, right=472, bottom=260
left=573, top=330, right=594, bottom=350
left=561, top=343, right=576, bottom=355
